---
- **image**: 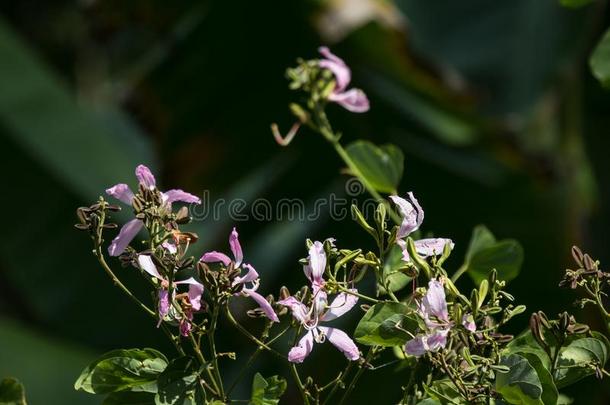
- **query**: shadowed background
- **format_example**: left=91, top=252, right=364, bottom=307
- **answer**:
left=0, top=0, right=609, bottom=403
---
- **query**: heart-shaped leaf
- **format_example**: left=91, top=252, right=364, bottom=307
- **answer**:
left=554, top=336, right=609, bottom=388
left=496, top=354, right=544, bottom=405
left=462, top=225, right=523, bottom=284
left=250, top=373, right=287, bottom=405
left=354, top=302, right=418, bottom=346
left=74, top=348, right=168, bottom=395
left=345, top=141, right=404, bottom=194
left=155, top=356, right=203, bottom=405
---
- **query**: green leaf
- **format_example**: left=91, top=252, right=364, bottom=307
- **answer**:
left=0, top=378, right=27, bottom=405
left=416, top=400, right=441, bottom=405
left=423, top=380, right=465, bottom=404
left=249, top=373, right=287, bottom=405
left=554, top=337, right=609, bottom=388
left=495, top=354, right=544, bottom=405
left=74, top=348, right=168, bottom=395
left=465, top=225, right=496, bottom=262
left=504, top=330, right=551, bottom=371
left=155, top=356, right=204, bottom=405
left=378, top=244, right=411, bottom=295
left=463, top=225, right=523, bottom=284
left=345, top=140, right=404, bottom=194
left=102, top=392, right=156, bottom=405
left=590, top=28, right=610, bottom=88
left=518, top=352, right=558, bottom=405
left=559, top=0, right=594, bottom=8
left=556, top=394, right=573, bottom=404
left=354, top=302, right=418, bottom=346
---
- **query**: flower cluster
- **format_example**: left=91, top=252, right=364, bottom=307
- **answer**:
left=72, top=48, right=609, bottom=405
left=405, top=279, right=475, bottom=356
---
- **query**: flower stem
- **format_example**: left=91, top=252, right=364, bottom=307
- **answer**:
left=290, top=363, right=311, bottom=405
left=224, top=305, right=288, bottom=361
left=208, top=305, right=225, bottom=398
left=188, top=331, right=223, bottom=398
left=337, top=349, right=374, bottom=405
left=94, top=247, right=156, bottom=318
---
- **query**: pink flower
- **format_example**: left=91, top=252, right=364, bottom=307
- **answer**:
left=105, top=165, right=201, bottom=257
left=405, top=279, right=450, bottom=357
left=318, top=47, right=370, bottom=113
left=200, top=228, right=279, bottom=323
left=137, top=254, right=203, bottom=333
left=462, top=313, right=476, bottom=333
left=389, top=193, right=453, bottom=263
left=303, top=241, right=330, bottom=315
left=279, top=291, right=360, bottom=363
left=404, top=279, right=476, bottom=357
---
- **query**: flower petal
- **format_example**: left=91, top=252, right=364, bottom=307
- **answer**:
left=318, top=47, right=351, bottom=93
left=189, top=284, right=204, bottom=311
left=321, top=289, right=358, bottom=322
left=245, top=290, right=279, bottom=322
left=405, top=336, right=427, bottom=357
left=180, top=315, right=192, bottom=337
left=414, top=238, right=454, bottom=258
left=175, top=277, right=204, bottom=312
left=390, top=192, right=424, bottom=238
left=106, top=183, right=134, bottom=205
left=200, top=251, right=232, bottom=266
left=138, top=254, right=163, bottom=280
left=158, top=288, right=170, bottom=321
left=318, top=326, right=360, bottom=361
left=422, top=279, right=449, bottom=323
left=135, top=164, right=156, bottom=189
left=306, top=241, right=326, bottom=284
left=162, top=241, right=178, bottom=254
left=328, top=88, right=370, bottom=113
left=163, top=189, right=201, bottom=204
left=462, top=313, right=476, bottom=332
left=278, top=296, right=309, bottom=324
left=229, top=227, right=243, bottom=267
left=108, top=218, right=143, bottom=256
left=288, top=331, right=315, bottom=363
left=426, top=329, right=449, bottom=352
left=233, top=263, right=259, bottom=286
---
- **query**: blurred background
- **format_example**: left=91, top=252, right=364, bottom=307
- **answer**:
left=0, top=0, right=609, bottom=403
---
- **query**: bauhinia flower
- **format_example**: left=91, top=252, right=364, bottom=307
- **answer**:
left=200, top=227, right=279, bottom=323
left=318, top=46, right=370, bottom=113
left=405, top=279, right=475, bottom=357
left=389, top=192, right=454, bottom=263
left=405, top=279, right=451, bottom=356
left=303, top=240, right=332, bottom=315
left=137, top=254, right=203, bottom=335
left=279, top=291, right=360, bottom=363
left=278, top=238, right=360, bottom=363
left=105, top=165, right=201, bottom=256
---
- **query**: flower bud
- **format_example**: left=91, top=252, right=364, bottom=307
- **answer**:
left=571, top=246, right=584, bottom=267
left=279, top=286, right=291, bottom=300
